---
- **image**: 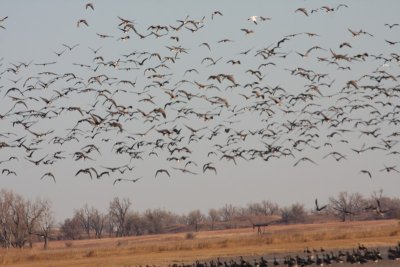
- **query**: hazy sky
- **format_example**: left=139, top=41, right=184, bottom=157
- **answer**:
left=1, top=1, right=400, bottom=222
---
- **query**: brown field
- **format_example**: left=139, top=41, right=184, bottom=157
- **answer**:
left=1, top=219, right=399, bottom=267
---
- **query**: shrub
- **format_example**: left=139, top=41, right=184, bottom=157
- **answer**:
left=185, top=232, right=195, bottom=239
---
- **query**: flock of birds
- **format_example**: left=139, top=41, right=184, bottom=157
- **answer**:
left=1, top=3, right=400, bottom=185
left=160, top=243, right=400, bottom=267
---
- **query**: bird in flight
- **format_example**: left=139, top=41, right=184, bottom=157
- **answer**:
left=295, top=8, right=309, bottom=16
left=384, top=23, right=399, bottom=29
left=62, top=43, right=80, bottom=51
left=113, top=177, right=142, bottom=185
left=293, top=157, right=317, bottom=167
left=2, top=169, right=16, bottom=176
left=359, top=170, right=372, bottom=179
left=85, top=3, right=94, bottom=10
left=248, top=16, right=258, bottom=25
left=155, top=169, right=170, bottom=178
left=315, top=198, right=327, bottom=211
left=41, top=172, right=56, bottom=183
left=77, top=19, right=89, bottom=27
left=379, top=165, right=400, bottom=173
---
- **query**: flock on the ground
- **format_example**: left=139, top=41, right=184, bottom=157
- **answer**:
left=0, top=2, right=400, bottom=184
left=162, top=243, right=400, bottom=267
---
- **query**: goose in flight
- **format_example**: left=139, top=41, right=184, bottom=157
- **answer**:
left=41, top=172, right=56, bottom=183
left=2, top=169, right=16, bottom=176
left=62, top=43, right=80, bottom=51
left=384, top=23, right=399, bottom=29
left=113, top=177, right=142, bottom=185
left=293, top=157, right=317, bottom=167
left=199, top=42, right=211, bottom=51
left=248, top=16, right=258, bottom=25
left=241, top=29, right=254, bottom=35
left=295, top=8, right=309, bottom=16
left=365, top=199, right=389, bottom=216
left=172, top=167, right=197, bottom=175
left=359, top=170, right=372, bottom=179
left=85, top=3, right=94, bottom=10
left=155, top=169, right=170, bottom=178
left=379, top=165, right=400, bottom=173
left=203, top=163, right=217, bottom=175
left=77, top=19, right=89, bottom=27
left=315, top=198, right=327, bottom=211
left=211, top=11, right=223, bottom=20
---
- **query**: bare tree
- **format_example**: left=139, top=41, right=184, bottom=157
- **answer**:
left=35, top=200, right=54, bottom=249
left=143, top=209, right=179, bottom=234
left=9, top=193, right=28, bottom=248
left=108, top=197, right=131, bottom=237
left=60, top=217, right=82, bottom=240
left=187, top=209, right=203, bottom=232
left=89, top=207, right=106, bottom=239
left=208, top=208, right=220, bottom=230
left=260, top=200, right=280, bottom=215
left=280, top=203, right=307, bottom=224
left=329, top=191, right=365, bottom=221
left=74, top=205, right=92, bottom=238
left=143, top=209, right=163, bottom=234
left=219, top=204, right=237, bottom=222
left=125, top=212, right=144, bottom=235
left=0, top=190, right=15, bottom=248
left=23, top=199, right=46, bottom=247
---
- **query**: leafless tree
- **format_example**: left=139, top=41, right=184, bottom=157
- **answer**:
left=74, top=204, right=92, bottom=238
left=0, top=190, right=15, bottom=248
left=9, top=193, right=28, bottom=248
left=125, top=212, right=146, bottom=235
left=280, top=203, right=307, bottom=224
left=35, top=200, right=54, bottom=249
left=219, top=204, right=237, bottom=222
left=60, top=217, right=82, bottom=240
left=329, top=191, right=365, bottom=221
left=208, top=208, right=220, bottom=230
left=0, top=191, right=52, bottom=248
left=89, top=207, right=106, bottom=239
left=23, top=199, right=46, bottom=247
left=260, top=200, right=280, bottom=215
left=108, top=197, right=131, bottom=237
left=187, top=209, right=203, bottom=232
left=143, top=208, right=178, bottom=234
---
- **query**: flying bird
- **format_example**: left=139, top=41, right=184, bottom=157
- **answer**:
left=295, top=8, right=309, bottom=16
left=315, top=198, right=327, bottom=211
left=155, top=169, right=170, bottom=178
left=248, top=16, right=258, bottom=24
left=293, top=157, right=317, bottom=167
left=359, top=170, right=372, bottom=179
left=77, top=19, right=89, bottom=27
left=113, top=177, right=142, bottom=185
left=384, top=23, right=399, bottom=29
left=211, top=11, right=223, bottom=20
left=2, top=169, right=16, bottom=176
left=379, top=165, right=400, bottom=173
left=62, top=43, right=80, bottom=51
left=41, top=172, right=56, bottom=183
left=85, top=3, right=94, bottom=10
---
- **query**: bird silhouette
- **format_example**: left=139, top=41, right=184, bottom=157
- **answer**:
left=315, top=198, right=327, bottom=211
left=41, top=172, right=56, bottom=183
left=113, top=177, right=142, bottom=185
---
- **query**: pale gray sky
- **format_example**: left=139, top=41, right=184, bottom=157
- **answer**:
left=0, top=1, right=400, bottom=222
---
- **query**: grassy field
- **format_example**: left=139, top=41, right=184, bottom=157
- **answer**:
left=0, top=219, right=399, bottom=267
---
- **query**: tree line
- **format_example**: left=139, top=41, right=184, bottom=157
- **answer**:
left=1, top=189, right=400, bottom=248
left=0, top=189, right=53, bottom=249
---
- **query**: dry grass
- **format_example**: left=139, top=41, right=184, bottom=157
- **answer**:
left=0, top=219, right=399, bottom=266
